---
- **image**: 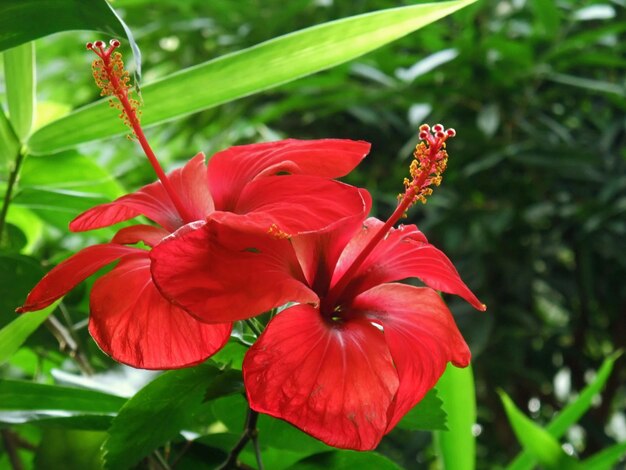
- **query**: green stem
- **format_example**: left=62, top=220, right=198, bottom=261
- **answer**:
left=0, top=149, right=25, bottom=244
left=218, top=407, right=262, bottom=470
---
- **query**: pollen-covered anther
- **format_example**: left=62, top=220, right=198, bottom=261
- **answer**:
left=87, top=39, right=140, bottom=134
left=268, top=224, right=291, bottom=240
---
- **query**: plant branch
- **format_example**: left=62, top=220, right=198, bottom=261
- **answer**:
left=218, top=407, right=263, bottom=470
left=45, top=313, right=94, bottom=376
left=0, top=149, right=25, bottom=244
left=1, top=430, right=24, bottom=470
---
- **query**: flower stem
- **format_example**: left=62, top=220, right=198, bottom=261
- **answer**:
left=218, top=407, right=263, bottom=470
left=0, top=149, right=25, bottom=245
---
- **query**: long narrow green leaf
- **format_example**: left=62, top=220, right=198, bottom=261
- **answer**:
left=499, top=392, right=580, bottom=470
left=435, top=364, right=476, bottom=470
left=27, top=0, right=476, bottom=154
left=0, top=380, right=125, bottom=414
left=3, top=42, right=35, bottom=139
left=0, top=105, right=19, bottom=170
left=508, top=354, right=619, bottom=470
left=0, top=0, right=129, bottom=52
left=0, top=301, right=58, bottom=365
left=582, top=441, right=626, bottom=470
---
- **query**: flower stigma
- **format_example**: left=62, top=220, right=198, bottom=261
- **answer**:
left=321, top=124, right=457, bottom=317
left=87, top=39, right=195, bottom=224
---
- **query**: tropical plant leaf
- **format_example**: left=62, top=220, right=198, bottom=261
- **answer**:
left=0, top=0, right=137, bottom=56
left=500, top=391, right=580, bottom=470
left=0, top=379, right=126, bottom=427
left=3, top=42, right=35, bottom=139
left=26, top=0, right=476, bottom=154
left=397, top=388, right=447, bottom=431
left=508, top=354, right=620, bottom=470
left=435, top=365, right=476, bottom=470
left=103, top=363, right=243, bottom=470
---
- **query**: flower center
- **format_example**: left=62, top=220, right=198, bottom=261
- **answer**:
left=87, top=39, right=194, bottom=224
left=322, top=124, right=455, bottom=313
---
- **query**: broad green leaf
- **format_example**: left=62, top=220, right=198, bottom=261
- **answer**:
left=0, top=105, right=19, bottom=169
left=0, top=303, right=57, bottom=366
left=103, top=363, right=242, bottom=470
left=0, top=254, right=44, bottom=327
left=499, top=392, right=580, bottom=470
left=288, top=450, right=402, bottom=470
left=3, top=42, right=35, bottom=139
left=27, top=0, right=476, bottom=154
left=0, top=0, right=134, bottom=53
left=435, top=365, right=476, bottom=470
left=508, top=354, right=619, bottom=470
left=34, top=429, right=106, bottom=470
left=397, top=388, right=447, bottom=431
left=582, top=440, right=626, bottom=470
left=13, top=150, right=124, bottom=229
left=5, top=205, right=44, bottom=254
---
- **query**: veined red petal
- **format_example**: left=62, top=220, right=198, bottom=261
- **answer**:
left=207, top=139, right=370, bottom=211
left=333, top=218, right=485, bottom=311
left=212, top=176, right=369, bottom=237
left=243, top=304, right=399, bottom=450
left=291, top=189, right=371, bottom=295
left=70, top=153, right=213, bottom=233
left=112, top=225, right=170, bottom=247
left=150, top=220, right=317, bottom=323
left=350, top=283, right=470, bottom=432
left=17, top=244, right=142, bottom=313
left=89, top=253, right=231, bottom=369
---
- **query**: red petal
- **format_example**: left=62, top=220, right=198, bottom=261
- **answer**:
left=333, top=218, right=485, bottom=311
left=112, top=225, right=170, bottom=247
left=17, top=244, right=142, bottom=312
left=291, top=190, right=371, bottom=294
left=207, top=139, right=370, bottom=211
left=351, top=283, right=470, bottom=432
left=211, top=176, right=369, bottom=237
left=89, top=253, right=231, bottom=369
left=243, top=304, right=399, bottom=450
left=150, top=220, right=317, bottom=323
left=70, top=153, right=213, bottom=232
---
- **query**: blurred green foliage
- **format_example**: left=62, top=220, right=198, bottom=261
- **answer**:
left=1, top=0, right=625, bottom=468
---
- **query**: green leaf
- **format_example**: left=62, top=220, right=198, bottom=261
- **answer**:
left=0, top=104, right=19, bottom=170
left=397, top=388, right=447, bottom=431
left=0, top=303, right=57, bottom=366
left=435, top=364, right=476, bottom=470
left=288, top=450, right=402, bottom=470
left=0, top=380, right=126, bottom=420
left=27, top=0, right=476, bottom=154
left=0, top=0, right=134, bottom=53
left=5, top=205, right=44, bottom=254
left=13, top=150, right=124, bottom=229
left=34, top=429, right=106, bottom=470
left=3, top=42, right=35, bottom=139
left=0, top=254, right=44, bottom=327
left=508, top=354, right=620, bottom=470
left=582, top=440, right=626, bottom=470
left=103, top=363, right=242, bottom=470
left=499, top=391, right=580, bottom=470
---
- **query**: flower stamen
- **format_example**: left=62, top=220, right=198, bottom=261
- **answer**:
left=87, top=39, right=195, bottom=224
left=323, top=124, right=456, bottom=310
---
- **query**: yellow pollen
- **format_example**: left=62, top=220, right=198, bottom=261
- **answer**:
left=267, top=224, right=291, bottom=239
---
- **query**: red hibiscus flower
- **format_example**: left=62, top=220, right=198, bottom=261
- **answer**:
left=150, top=124, right=486, bottom=448
left=17, top=40, right=370, bottom=370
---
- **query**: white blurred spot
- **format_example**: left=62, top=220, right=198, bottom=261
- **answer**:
left=159, top=36, right=180, bottom=51
left=554, top=367, right=571, bottom=402
left=528, top=397, right=541, bottom=413
left=573, top=5, right=615, bottom=21
left=396, top=49, right=459, bottom=83
left=471, top=423, right=483, bottom=437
